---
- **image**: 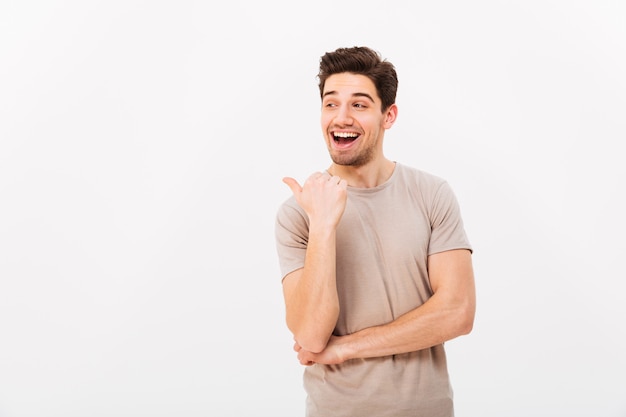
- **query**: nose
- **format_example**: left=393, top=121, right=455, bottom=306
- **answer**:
left=334, top=105, right=354, bottom=126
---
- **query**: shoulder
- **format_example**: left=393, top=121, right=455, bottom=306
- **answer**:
left=395, top=163, right=449, bottom=193
left=275, top=195, right=308, bottom=234
left=276, top=195, right=305, bottom=220
left=393, top=164, right=464, bottom=217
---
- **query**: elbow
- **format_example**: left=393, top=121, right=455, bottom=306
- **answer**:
left=457, top=303, right=475, bottom=336
left=293, top=331, right=331, bottom=353
left=299, top=339, right=328, bottom=354
left=286, top=318, right=332, bottom=353
left=459, top=317, right=474, bottom=336
left=286, top=307, right=339, bottom=353
left=445, top=297, right=475, bottom=338
left=287, top=319, right=331, bottom=353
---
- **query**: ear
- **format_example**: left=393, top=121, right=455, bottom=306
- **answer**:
left=383, top=104, right=398, bottom=129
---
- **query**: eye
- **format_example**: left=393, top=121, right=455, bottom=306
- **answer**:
left=353, top=103, right=367, bottom=109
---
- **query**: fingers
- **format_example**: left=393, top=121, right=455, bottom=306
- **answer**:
left=284, top=172, right=346, bottom=194
left=307, top=172, right=347, bottom=187
left=310, top=171, right=329, bottom=183
left=323, top=173, right=347, bottom=189
left=331, top=176, right=348, bottom=188
left=327, top=175, right=341, bottom=185
left=314, top=172, right=337, bottom=182
left=285, top=172, right=348, bottom=226
left=293, top=341, right=315, bottom=366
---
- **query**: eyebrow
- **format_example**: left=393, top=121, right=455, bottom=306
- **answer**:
left=322, top=90, right=376, bottom=103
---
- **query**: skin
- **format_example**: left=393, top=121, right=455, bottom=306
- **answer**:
left=282, top=72, right=476, bottom=365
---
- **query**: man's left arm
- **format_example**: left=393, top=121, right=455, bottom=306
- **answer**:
left=294, top=248, right=475, bottom=365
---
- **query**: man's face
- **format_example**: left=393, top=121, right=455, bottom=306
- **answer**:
left=321, top=73, right=390, bottom=167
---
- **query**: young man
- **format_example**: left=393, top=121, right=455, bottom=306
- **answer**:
left=275, top=46, right=476, bottom=417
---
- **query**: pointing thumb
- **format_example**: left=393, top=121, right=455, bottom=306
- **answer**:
left=282, top=177, right=302, bottom=196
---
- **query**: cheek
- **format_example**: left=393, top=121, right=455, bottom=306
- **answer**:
left=320, top=114, right=332, bottom=131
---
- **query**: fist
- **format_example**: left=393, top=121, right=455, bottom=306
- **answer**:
left=283, top=172, right=348, bottom=228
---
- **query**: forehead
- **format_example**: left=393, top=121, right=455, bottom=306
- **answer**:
left=323, top=73, right=379, bottom=101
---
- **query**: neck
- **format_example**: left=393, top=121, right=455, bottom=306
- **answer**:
left=328, top=159, right=396, bottom=188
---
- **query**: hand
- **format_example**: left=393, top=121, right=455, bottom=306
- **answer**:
left=283, top=172, right=348, bottom=229
left=293, top=335, right=348, bottom=366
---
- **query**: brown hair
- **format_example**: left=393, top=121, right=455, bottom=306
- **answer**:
left=317, top=46, right=398, bottom=112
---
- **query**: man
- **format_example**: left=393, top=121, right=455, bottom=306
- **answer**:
left=274, top=46, right=475, bottom=417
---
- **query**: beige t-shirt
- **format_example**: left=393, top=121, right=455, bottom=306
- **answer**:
left=275, top=163, right=472, bottom=417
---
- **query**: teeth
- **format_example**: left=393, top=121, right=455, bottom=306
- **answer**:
left=334, top=132, right=358, bottom=138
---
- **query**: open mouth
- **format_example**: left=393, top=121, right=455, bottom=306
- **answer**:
left=333, top=131, right=359, bottom=147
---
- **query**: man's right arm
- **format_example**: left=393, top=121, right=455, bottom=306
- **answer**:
left=281, top=172, right=347, bottom=353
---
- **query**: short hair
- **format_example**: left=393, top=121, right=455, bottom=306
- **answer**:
left=317, top=46, right=398, bottom=112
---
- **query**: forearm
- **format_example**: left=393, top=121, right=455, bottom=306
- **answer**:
left=341, top=292, right=474, bottom=360
left=339, top=249, right=477, bottom=360
left=284, top=225, right=340, bottom=352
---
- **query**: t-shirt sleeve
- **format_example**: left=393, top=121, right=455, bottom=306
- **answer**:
left=428, top=181, right=473, bottom=255
left=274, top=198, right=309, bottom=280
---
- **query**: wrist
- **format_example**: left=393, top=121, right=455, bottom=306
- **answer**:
left=308, top=222, right=337, bottom=239
left=337, top=334, right=357, bottom=362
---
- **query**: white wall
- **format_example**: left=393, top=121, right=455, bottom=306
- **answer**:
left=1, top=1, right=625, bottom=416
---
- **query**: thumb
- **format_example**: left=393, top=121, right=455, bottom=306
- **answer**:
left=282, top=177, right=302, bottom=196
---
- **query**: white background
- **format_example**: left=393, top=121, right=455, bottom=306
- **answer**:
left=1, top=1, right=625, bottom=416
